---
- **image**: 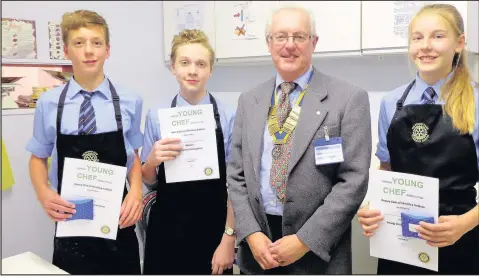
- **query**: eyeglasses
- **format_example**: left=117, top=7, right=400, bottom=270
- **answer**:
left=268, top=33, right=313, bottom=44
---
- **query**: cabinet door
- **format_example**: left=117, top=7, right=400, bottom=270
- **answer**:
left=361, top=1, right=473, bottom=52
left=214, top=1, right=280, bottom=59
left=281, top=1, right=361, bottom=53
left=465, top=1, right=478, bottom=53
left=362, top=1, right=417, bottom=50
left=163, top=1, right=216, bottom=63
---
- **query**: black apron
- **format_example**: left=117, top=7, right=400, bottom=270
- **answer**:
left=377, top=80, right=479, bottom=274
left=143, top=94, right=228, bottom=275
left=52, top=80, right=141, bottom=275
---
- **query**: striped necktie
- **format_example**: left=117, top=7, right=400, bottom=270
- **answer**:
left=78, top=91, right=97, bottom=134
left=269, top=82, right=297, bottom=203
left=423, top=87, right=436, bottom=104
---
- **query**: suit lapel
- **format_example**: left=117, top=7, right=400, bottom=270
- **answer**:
left=247, top=77, right=275, bottom=181
left=288, top=68, right=329, bottom=175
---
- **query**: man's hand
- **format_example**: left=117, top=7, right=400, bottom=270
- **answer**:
left=246, top=232, right=280, bottom=270
left=37, top=187, right=76, bottom=221
left=119, top=188, right=143, bottom=229
left=416, top=215, right=470, bottom=248
left=269, top=234, right=309, bottom=266
left=211, top=234, right=236, bottom=274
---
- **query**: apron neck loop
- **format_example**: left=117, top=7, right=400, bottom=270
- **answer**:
left=396, top=79, right=417, bottom=111
left=171, top=93, right=221, bottom=130
left=56, top=79, right=124, bottom=135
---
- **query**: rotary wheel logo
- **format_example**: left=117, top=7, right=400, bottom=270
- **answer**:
left=412, top=123, right=429, bottom=143
left=82, top=151, right=99, bottom=162
left=101, top=226, right=110, bottom=234
left=418, top=252, right=430, bottom=263
left=204, top=167, right=213, bottom=176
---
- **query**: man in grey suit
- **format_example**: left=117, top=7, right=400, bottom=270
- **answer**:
left=227, top=4, right=372, bottom=274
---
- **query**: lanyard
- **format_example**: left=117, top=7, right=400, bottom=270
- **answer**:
left=270, top=70, right=314, bottom=108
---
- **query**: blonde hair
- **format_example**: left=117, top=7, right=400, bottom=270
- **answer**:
left=170, top=29, right=215, bottom=67
left=61, top=10, right=110, bottom=45
left=409, top=4, right=475, bottom=134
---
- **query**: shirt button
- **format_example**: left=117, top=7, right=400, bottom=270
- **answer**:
left=269, top=200, right=274, bottom=205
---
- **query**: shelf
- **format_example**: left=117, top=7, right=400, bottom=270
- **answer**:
left=2, top=58, right=71, bottom=66
left=1, top=108, right=36, bottom=116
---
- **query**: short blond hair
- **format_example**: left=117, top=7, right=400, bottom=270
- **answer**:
left=61, top=10, right=110, bottom=45
left=170, top=29, right=215, bottom=67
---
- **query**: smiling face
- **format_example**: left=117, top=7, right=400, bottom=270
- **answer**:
left=64, top=26, right=110, bottom=78
left=171, top=43, right=212, bottom=96
left=266, top=8, right=318, bottom=82
left=408, top=12, right=465, bottom=80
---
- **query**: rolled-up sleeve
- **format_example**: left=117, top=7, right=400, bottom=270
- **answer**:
left=140, top=109, right=159, bottom=162
left=126, top=97, right=144, bottom=150
left=375, top=97, right=391, bottom=163
left=26, top=97, right=54, bottom=158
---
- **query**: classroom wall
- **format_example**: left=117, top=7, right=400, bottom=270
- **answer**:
left=2, top=1, right=478, bottom=275
left=1, top=0, right=169, bottom=266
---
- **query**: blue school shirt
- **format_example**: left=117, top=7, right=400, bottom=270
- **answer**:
left=376, top=73, right=479, bottom=171
left=26, top=76, right=144, bottom=190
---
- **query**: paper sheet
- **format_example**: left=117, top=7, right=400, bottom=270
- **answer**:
left=56, top=158, right=127, bottom=240
left=393, top=1, right=424, bottom=39
left=2, top=18, right=37, bottom=59
left=232, top=1, right=259, bottom=40
left=48, top=22, right=66, bottom=60
left=369, top=169, right=439, bottom=271
left=157, top=104, right=220, bottom=183
left=176, top=3, right=204, bottom=33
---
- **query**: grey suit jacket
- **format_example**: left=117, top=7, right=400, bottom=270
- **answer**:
left=227, top=67, right=372, bottom=274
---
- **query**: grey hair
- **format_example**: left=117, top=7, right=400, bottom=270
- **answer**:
left=264, top=3, right=317, bottom=38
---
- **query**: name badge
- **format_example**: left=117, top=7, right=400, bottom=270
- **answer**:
left=314, top=137, right=344, bottom=165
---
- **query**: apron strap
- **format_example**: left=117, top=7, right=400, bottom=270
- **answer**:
left=108, top=79, right=123, bottom=131
left=55, top=79, right=123, bottom=135
left=396, top=79, right=416, bottom=111
left=208, top=94, right=221, bottom=130
left=56, top=81, right=70, bottom=136
left=170, top=95, right=178, bottom=108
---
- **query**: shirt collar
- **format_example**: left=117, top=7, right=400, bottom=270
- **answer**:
left=174, top=91, right=211, bottom=107
left=275, top=64, right=313, bottom=92
left=414, top=71, right=454, bottom=99
left=67, top=75, right=111, bottom=100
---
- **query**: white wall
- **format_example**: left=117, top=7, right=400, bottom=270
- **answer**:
left=2, top=1, right=478, bottom=275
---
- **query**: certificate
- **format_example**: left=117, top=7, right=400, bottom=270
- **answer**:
left=157, top=104, right=219, bottom=183
left=56, top=157, right=127, bottom=240
left=368, top=169, right=439, bottom=271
